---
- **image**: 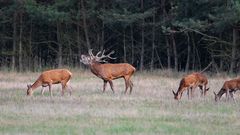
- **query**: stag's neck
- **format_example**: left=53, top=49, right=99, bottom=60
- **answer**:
left=31, top=80, right=42, bottom=90
left=176, top=83, right=185, bottom=96
left=90, top=62, right=103, bottom=76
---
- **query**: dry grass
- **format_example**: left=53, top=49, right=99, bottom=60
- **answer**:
left=0, top=70, right=240, bottom=135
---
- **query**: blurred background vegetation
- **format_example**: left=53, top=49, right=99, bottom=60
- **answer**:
left=0, top=0, right=240, bottom=73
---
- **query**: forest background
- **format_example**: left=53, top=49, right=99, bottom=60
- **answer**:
left=1, top=0, right=240, bottom=73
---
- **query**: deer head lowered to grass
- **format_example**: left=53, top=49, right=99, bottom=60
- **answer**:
left=26, top=69, right=72, bottom=97
left=172, top=72, right=209, bottom=100
left=80, top=49, right=136, bottom=94
left=214, top=78, right=240, bottom=102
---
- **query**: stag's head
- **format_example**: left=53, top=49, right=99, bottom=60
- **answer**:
left=172, top=90, right=181, bottom=100
left=80, top=49, right=116, bottom=65
left=26, top=84, right=33, bottom=96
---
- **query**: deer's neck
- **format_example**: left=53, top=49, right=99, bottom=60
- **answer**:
left=31, top=80, right=42, bottom=90
left=90, top=63, right=103, bottom=77
left=176, top=84, right=185, bottom=96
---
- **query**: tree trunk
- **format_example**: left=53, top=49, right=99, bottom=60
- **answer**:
left=123, top=29, right=126, bottom=62
left=140, top=0, right=145, bottom=71
left=150, top=10, right=156, bottom=71
left=101, top=21, right=105, bottom=50
left=12, top=12, right=17, bottom=71
left=230, top=28, right=238, bottom=73
left=81, top=0, right=91, bottom=49
left=131, top=24, right=134, bottom=65
left=171, top=33, right=178, bottom=71
left=191, top=32, right=196, bottom=69
left=219, top=33, right=223, bottom=71
left=19, top=12, right=23, bottom=71
left=185, top=32, right=190, bottom=72
left=166, top=36, right=171, bottom=69
left=28, top=19, right=33, bottom=71
left=77, top=24, right=82, bottom=67
left=57, top=23, right=62, bottom=67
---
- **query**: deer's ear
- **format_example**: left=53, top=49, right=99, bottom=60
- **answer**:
left=206, top=87, right=210, bottom=91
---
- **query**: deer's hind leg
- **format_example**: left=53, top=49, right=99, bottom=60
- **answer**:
left=129, top=80, right=134, bottom=94
left=124, top=76, right=131, bottom=94
left=41, top=87, right=45, bottom=96
left=48, top=83, right=53, bottom=97
left=108, top=80, right=115, bottom=94
left=199, top=85, right=204, bottom=97
left=226, top=89, right=230, bottom=101
left=230, top=90, right=235, bottom=102
left=103, top=80, right=107, bottom=93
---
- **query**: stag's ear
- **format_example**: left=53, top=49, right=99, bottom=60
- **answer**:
left=206, top=87, right=210, bottom=91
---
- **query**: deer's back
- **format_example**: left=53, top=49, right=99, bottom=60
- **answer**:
left=93, top=63, right=135, bottom=80
left=192, top=72, right=208, bottom=85
left=179, top=74, right=198, bottom=88
left=223, top=79, right=240, bottom=90
left=40, top=69, right=72, bottom=83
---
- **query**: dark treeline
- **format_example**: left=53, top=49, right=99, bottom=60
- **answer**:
left=0, top=0, right=240, bottom=73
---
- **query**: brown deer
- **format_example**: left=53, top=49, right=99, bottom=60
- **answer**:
left=213, top=78, right=240, bottom=102
left=172, top=72, right=209, bottom=100
left=80, top=49, right=136, bottom=94
left=26, top=69, right=72, bottom=97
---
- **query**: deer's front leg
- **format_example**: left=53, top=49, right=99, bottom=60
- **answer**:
left=103, top=80, right=107, bottom=93
left=48, top=84, right=53, bottom=97
left=109, top=80, right=115, bottom=94
left=41, top=87, right=45, bottom=96
left=226, top=90, right=230, bottom=100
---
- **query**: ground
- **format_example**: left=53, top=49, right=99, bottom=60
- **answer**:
left=0, top=70, right=240, bottom=135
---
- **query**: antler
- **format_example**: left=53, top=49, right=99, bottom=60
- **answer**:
left=88, top=49, right=94, bottom=59
left=86, top=49, right=116, bottom=63
left=95, top=50, right=116, bottom=62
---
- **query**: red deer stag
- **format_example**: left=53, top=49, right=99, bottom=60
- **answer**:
left=27, top=69, right=72, bottom=97
left=214, top=78, right=240, bottom=102
left=172, top=72, right=209, bottom=100
left=80, top=49, right=136, bottom=94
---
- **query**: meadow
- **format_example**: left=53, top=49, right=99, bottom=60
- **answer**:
left=0, top=70, right=240, bottom=135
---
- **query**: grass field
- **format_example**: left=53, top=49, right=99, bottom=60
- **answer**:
left=0, top=70, right=240, bottom=135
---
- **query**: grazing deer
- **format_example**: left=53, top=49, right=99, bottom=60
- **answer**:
left=172, top=72, right=209, bottom=100
left=27, top=69, right=72, bottom=97
left=80, top=49, right=136, bottom=94
left=213, top=78, right=240, bottom=102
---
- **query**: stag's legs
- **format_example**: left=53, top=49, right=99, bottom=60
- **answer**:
left=41, top=87, right=45, bottom=96
left=129, top=80, right=133, bottom=94
left=67, top=85, right=73, bottom=96
left=48, top=84, right=53, bottom=97
left=199, top=85, right=204, bottom=97
left=109, top=80, right=115, bottom=93
left=103, top=80, right=107, bottom=93
left=124, top=79, right=129, bottom=94
left=226, top=90, right=230, bottom=100
left=124, top=76, right=133, bottom=94
left=61, top=85, right=66, bottom=96
left=187, top=87, right=194, bottom=100
left=230, top=91, right=235, bottom=102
